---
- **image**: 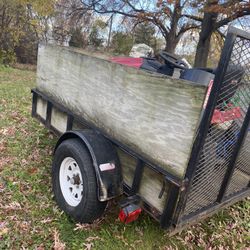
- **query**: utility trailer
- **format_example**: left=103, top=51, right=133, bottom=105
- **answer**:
left=32, top=27, right=250, bottom=232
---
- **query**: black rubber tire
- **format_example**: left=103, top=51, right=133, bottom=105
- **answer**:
left=52, top=138, right=107, bottom=223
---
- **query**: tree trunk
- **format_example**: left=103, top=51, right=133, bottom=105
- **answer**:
left=165, top=35, right=178, bottom=54
left=194, top=11, right=218, bottom=67
left=164, top=0, right=181, bottom=54
left=107, top=14, right=113, bottom=51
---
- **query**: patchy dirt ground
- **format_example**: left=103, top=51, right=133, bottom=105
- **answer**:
left=0, top=66, right=249, bottom=249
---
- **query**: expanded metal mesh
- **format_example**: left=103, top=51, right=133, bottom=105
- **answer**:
left=183, top=35, right=250, bottom=216
left=225, top=127, right=250, bottom=196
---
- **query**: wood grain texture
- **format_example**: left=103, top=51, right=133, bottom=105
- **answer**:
left=37, top=44, right=207, bottom=178
left=36, top=97, right=47, bottom=120
left=139, top=166, right=169, bottom=213
left=51, top=108, right=67, bottom=133
left=117, top=149, right=137, bottom=187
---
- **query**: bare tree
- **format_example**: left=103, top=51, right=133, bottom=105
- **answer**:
left=52, top=0, right=93, bottom=45
left=186, top=0, right=250, bottom=67
left=77, top=0, right=199, bottom=53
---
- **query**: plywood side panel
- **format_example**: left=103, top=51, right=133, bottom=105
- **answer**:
left=117, top=149, right=137, bottom=187
left=72, top=121, right=87, bottom=130
left=51, top=108, right=67, bottom=133
left=139, top=167, right=169, bottom=212
left=36, top=97, right=47, bottom=120
left=37, top=45, right=207, bottom=178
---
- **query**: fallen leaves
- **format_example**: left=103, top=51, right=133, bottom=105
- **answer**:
left=0, top=222, right=9, bottom=236
left=83, top=242, right=93, bottom=250
left=1, top=201, right=22, bottom=211
left=36, top=244, right=46, bottom=250
left=40, top=218, right=54, bottom=224
left=83, top=236, right=103, bottom=250
left=0, top=177, right=6, bottom=192
left=74, top=223, right=92, bottom=231
left=53, top=230, right=66, bottom=250
left=0, top=127, right=16, bottom=136
left=115, top=234, right=129, bottom=247
left=16, top=220, right=31, bottom=232
left=0, top=227, right=9, bottom=236
left=0, top=156, right=16, bottom=169
left=27, top=148, right=41, bottom=162
left=74, top=218, right=104, bottom=232
left=0, top=140, right=7, bottom=152
left=27, top=167, right=38, bottom=174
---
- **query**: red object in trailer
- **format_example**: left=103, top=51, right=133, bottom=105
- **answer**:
left=211, top=107, right=242, bottom=124
left=109, top=57, right=144, bottom=69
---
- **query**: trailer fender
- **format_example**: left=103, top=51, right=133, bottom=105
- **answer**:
left=54, top=130, right=123, bottom=201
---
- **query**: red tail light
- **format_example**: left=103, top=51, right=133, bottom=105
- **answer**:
left=119, top=204, right=142, bottom=224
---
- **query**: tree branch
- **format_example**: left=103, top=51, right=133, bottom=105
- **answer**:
left=152, top=16, right=170, bottom=37
left=216, top=28, right=226, bottom=39
left=215, top=8, right=250, bottom=29
left=125, top=0, right=145, bottom=13
left=182, top=14, right=203, bottom=22
left=177, top=24, right=200, bottom=37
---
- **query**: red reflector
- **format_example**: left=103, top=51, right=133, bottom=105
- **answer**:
left=119, top=204, right=142, bottom=224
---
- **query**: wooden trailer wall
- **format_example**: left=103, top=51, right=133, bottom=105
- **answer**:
left=36, top=44, right=207, bottom=179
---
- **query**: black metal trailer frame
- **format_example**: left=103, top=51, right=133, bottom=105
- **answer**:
left=32, top=26, right=250, bottom=231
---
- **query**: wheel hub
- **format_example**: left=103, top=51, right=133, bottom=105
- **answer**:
left=72, top=174, right=81, bottom=185
left=59, top=157, right=83, bottom=207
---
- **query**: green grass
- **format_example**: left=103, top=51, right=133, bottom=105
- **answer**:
left=0, top=66, right=249, bottom=249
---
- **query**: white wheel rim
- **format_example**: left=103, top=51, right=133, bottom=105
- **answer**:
left=59, top=157, right=83, bottom=207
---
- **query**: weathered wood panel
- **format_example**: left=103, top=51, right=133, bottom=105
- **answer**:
left=139, top=166, right=169, bottom=212
left=37, top=45, right=207, bottom=178
left=117, top=149, right=137, bottom=187
left=51, top=108, right=67, bottom=133
left=36, top=97, right=47, bottom=120
left=72, top=121, right=87, bottom=130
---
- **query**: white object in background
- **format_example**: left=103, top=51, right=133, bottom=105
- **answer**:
left=129, top=43, right=154, bottom=58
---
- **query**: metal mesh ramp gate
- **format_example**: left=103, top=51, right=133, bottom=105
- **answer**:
left=179, top=28, right=250, bottom=221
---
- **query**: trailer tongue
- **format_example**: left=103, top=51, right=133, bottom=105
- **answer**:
left=32, top=27, right=250, bottom=231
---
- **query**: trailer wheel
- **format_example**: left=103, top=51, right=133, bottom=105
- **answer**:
left=52, top=138, right=107, bottom=223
